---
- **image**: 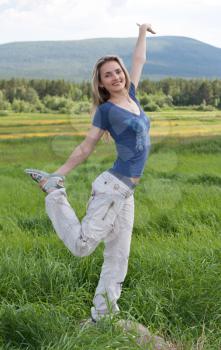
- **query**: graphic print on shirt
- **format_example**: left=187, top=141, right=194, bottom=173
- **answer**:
left=107, top=105, right=150, bottom=160
left=125, top=117, right=149, bottom=152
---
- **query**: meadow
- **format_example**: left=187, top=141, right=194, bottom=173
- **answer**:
left=0, top=110, right=221, bottom=349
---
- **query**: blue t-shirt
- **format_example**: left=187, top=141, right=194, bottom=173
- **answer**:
left=92, top=82, right=151, bottom=177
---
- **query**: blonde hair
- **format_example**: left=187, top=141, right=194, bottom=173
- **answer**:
left=91, top=55, right=131, bottom=142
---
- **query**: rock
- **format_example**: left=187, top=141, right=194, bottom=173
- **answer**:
left=116, top=319, right=177, bottom=350
left=79, top=317, right=177, bottom=349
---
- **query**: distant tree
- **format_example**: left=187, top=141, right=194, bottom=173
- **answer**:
left=0, top=77, right=221, bottom=110
left=73, top=101, right=91, bottom=114
left=197, top=81, right=213, bottom=105
left=0, top=90, right=10, bottom=110
left=71, top=86, right=83, bottom=101
left=43, top=95, right=75, bottom=113
left=12, top=99, right=35, bottom=112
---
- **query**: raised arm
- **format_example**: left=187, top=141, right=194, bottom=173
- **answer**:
left=130, top=23, right=156, bottom=89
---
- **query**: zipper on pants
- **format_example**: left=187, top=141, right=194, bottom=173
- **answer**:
left=102, top=201, right=115, bottom=220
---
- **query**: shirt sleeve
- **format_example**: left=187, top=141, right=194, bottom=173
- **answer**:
left=92, top=106, right=109, bottom=131
left=129, top=81, right=136, bottom=99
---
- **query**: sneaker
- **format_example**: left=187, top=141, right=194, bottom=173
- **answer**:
left=42, top=175, right=65, bottom=193
left=25, top=168, right=49, bottom=183
left=25, top=168, right=65, bottom=193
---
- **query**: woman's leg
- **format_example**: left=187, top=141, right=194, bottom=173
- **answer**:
left=45, top=188, right=99, bottom=257
left=91, top=193, right=134, bottom=321
left=45, top=171, right=128, bottom=258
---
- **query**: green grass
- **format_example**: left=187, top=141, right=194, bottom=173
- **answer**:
left=1, top=110, right=221, bottom=140
left=0, top=111, right=221, bottom=349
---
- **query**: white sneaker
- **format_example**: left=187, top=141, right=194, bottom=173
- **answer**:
left=42, top=175, right=65, bottom=193
left=25, top=168, right=65, bottom=193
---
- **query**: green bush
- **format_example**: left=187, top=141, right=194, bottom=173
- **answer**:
left=197, top=103, right=216, bottom=111
left=73, top=101, right=91, bottom=114
left=43, top=95, right=75, bottom=113
left=12, top=99, right=36, bottom=113
left=139, top=92, right=173, bottom=111
left=0, top=110, right=9, bottom=116
left=144, top=102, right=160, bottom=111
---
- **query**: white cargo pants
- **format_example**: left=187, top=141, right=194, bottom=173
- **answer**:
left=45, top=170, right=134, bottom=321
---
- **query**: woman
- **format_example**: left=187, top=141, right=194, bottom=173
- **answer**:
left=25, top=23, right=156, bottom=322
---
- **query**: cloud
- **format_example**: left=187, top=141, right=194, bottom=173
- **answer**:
left=0, top=0, right=220, bottom=47
left=0, top=0, right=108, bottom=42
left=0, top=0, right=10, bottom=5
left=107, top=0, right=129, bottom=15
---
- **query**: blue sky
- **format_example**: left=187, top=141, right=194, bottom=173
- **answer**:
left=0, top=0, right=220, bottom=48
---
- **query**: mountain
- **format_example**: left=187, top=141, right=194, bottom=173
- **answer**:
left=0, top=36, right=220, bottom=81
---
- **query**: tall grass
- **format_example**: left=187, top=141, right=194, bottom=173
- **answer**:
left=0, top=113, right=221, bottom=349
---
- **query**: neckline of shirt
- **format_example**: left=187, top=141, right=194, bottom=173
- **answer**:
left=106, top=100, right=141, bottom=117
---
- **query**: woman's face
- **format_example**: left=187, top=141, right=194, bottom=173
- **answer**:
left=99, top=60, right=126, bottom=95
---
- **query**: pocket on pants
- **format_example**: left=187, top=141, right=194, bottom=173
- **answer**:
left=92, top=173, right=114, bottom=195
left=87, top=194, right=116, bottom=224
left=82, top=193, right=121, bottom=242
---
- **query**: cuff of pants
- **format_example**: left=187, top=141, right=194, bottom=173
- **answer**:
left=91, top=304, right=120, bottom=322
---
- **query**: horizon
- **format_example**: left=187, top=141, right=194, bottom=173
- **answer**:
left=0, top=35, right=220, bottom=50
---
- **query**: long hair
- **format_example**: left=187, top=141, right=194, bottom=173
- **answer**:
left=91, top=55, right=131, bottom=142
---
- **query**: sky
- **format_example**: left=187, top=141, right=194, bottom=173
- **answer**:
left=0, top=0, right=220, bottom=48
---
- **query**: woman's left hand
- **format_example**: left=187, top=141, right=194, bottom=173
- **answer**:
left=136, top=23, right=156, bottom=34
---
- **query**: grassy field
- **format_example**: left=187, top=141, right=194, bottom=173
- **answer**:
left=0, top=110, right=221, bottom=139
left=0, top=111, right=221, bottom=349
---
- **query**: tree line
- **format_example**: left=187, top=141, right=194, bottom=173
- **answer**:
left=0, top=78, right=220, bottom=114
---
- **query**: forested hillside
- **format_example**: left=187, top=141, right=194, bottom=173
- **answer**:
left=0, top=36, right=220, bottom=81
